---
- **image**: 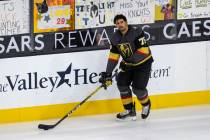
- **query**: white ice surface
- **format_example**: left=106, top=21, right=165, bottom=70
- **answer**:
left=0, top=105, right=210, bottom=140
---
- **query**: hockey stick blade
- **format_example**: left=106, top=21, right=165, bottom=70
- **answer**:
left=38, top=124, right=55, bottom=130
left=38, top=69, right=118, bottom=130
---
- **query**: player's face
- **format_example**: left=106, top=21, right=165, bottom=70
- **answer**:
left=115, top=19, right=128, bottom=33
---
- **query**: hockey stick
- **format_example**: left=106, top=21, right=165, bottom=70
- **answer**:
left=38, top=70, right=118, bottom=130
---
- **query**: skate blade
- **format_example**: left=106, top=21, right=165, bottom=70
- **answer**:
left=116, top=116, right=137, bottom=122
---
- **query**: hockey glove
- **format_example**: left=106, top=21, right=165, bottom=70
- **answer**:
left=99, top=72, right=112, bottom=89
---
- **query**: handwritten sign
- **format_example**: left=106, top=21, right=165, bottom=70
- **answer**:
left=34, top=0, right=75, bottom=33
left=37, top=5, right=72, bottom=29
left=0, top=0, right=29, bottom=36
left=75, top=0, right=116, bottom=29
left=115, top=0, right=155, bottom=24
left=178, top=0, right=210, bottom=19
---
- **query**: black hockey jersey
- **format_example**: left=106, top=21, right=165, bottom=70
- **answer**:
left=106, top=26, right=153, bottom=73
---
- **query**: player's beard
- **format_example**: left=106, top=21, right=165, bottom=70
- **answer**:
left=119, top=25, right=129, bottom=35
left=119, top=26, right=126, bottom=33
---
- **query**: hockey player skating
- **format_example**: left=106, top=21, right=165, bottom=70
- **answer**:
left=99, top=14, right=154, bottom=121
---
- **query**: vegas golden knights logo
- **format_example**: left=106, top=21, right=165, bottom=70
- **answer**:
left=118, top=43, right=133, bottom=58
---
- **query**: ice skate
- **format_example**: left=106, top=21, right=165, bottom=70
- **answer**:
left=116, top=105, right=136, bottom=121
left=141, top=100, right=151, bottom=119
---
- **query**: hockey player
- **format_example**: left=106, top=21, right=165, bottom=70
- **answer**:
left=99, top=14, right=154, bottom=121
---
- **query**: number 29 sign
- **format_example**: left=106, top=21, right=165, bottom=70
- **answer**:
left=37, top=5, right=73, bottom=31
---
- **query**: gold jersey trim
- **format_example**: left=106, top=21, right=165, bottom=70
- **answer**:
left=122, top=55, right=152, bottom=66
